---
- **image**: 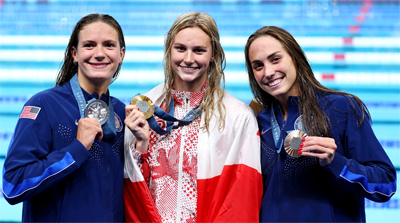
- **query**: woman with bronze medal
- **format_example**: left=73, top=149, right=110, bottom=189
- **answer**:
left=123, top=12, right=263, bottom=223
left=3, top=14, right=126, bottom=222
left=245, top=26, right=397, bottom=222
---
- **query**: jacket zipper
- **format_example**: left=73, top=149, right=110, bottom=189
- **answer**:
left=176, top=96, right=189, bottom=221
left=105, top=141, right=110, bottom=222
left=278, top=120, right=286, bottom=222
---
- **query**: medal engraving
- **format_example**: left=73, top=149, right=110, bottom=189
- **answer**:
left=84, top=100, right=110, bottom=125
left=284, top=130, right=307, bottom=158
left=290, top=137, right=303, bottom=151
left=130, top=95, right=155, bottom=119
left=137, top=101, right=150, bottom=113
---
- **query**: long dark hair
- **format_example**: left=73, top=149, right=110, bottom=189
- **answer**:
left=245, top=26, right=369, bottom=137
left=55, top=13, right=125, bottom=86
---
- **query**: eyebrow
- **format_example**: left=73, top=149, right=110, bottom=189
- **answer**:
left=251, top=50, right=281, bottom=64
left=81, top=39, right=117, bottom=43
left=267, top=51, right=281, bottom=59
left=172, top=42, right=208, bottom=49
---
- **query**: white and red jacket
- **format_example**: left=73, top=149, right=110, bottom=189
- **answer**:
left=123, top=84, right=262, bottom=222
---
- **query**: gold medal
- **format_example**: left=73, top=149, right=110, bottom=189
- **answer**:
left=130, top=95, right=155, bottom=119
left=284, top=130, right=307, bottom=158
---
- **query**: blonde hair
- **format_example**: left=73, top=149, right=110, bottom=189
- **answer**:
left=163, top=11, right=226, bottom=132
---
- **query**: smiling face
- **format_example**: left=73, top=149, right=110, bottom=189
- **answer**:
left=249, top=35, right=299, bottom=105
left=72, top=21, right=125, bottom=93
left=170, top=27, right=213, bottom=92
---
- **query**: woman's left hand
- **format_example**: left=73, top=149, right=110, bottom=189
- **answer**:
left=299, top=136, right=337, bottom=167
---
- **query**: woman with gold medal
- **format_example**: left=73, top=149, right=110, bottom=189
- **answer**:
left=123, top=11, right=263, bottom=223
left=246, top=26, right=397, bottom=222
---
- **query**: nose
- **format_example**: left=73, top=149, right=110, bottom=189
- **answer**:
left=183, top=51, right=194, bottom=64
left=94, top=46, right=105, bottom=60
left=265, top=66, right=275, bottom=78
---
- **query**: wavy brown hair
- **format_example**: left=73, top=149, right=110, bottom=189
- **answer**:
left=164, top=11, right=226, bottom=133
left=245, top=26, right=369, bottom=137
left=55, top=13, right=125, bottom=86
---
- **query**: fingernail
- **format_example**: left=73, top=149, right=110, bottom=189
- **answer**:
left=301, top=138, right=306, bottom=142
left=299, top=143, right=304, bottom=147
left=137, top=108, right=140, bottom=111
left=297, top=151, right=302, bottom=154
left=298, top=147, right=302, bottom=151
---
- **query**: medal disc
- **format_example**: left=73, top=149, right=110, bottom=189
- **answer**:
left=284, top=130, right=308, bottom=158
left=84, top=99, right=110, bottom=125
left=130, top=95, right=155, bottom=119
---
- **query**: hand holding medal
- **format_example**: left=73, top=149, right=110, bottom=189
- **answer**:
left=296, top=136, right=337, bottom=167
left=76, top=117, right=103, bottom=150
left=125, top=95, right=151, bottom=152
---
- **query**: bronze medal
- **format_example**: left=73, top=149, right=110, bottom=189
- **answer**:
left=284, top=130, right=307, bottom=158
left=130, top=95, right=155, bottom=119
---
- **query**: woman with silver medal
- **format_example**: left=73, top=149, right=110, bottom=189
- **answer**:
left=245, top=26, right=396, bottom=222
left=123, top=12, right=263, bottom=223
left=3, top=14, right=126, bottom=222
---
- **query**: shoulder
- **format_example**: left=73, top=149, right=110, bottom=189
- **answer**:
left=320, top=93, right=368, bottom=122
left=26, top=84, right=72, bottom=106
left=145, top=84, right=165, bottom=106
left=222, top=90, right=256, bottom=120
left=320, top=93, right=362, bottom=111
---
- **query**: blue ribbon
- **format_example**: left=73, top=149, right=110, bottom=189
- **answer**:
left=147, top=98, right=202, bottom=135
left=70, top=74, right=116, bottom=139
left=270, top=104, right=286, bottom=153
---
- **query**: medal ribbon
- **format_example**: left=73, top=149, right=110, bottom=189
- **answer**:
left=147, top=99, right=202, bottom=135
left=270, top=104, right=286, bottom=153
left=70, top=74, right=116, bottom=139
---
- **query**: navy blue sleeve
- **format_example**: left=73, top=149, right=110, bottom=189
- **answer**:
left=325, top=96, right=397, bottom=202
left=2, top=93, right=91, bottom=205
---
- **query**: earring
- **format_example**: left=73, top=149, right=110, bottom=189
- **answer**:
left=73, top=61, right=77, bottom=65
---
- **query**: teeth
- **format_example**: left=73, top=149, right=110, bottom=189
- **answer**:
left=268, top=79, right=282, bottom=87
left=182, top=67, right=196, bottom=71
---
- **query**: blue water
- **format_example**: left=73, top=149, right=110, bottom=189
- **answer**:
left=0, top=0, right=399, bottom=222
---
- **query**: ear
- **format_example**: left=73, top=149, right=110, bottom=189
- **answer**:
left=119, top=46, right=125, bottom=65
left=210, top=57, right=214, bottom=62
left=71, top=46, right=78, bottom=63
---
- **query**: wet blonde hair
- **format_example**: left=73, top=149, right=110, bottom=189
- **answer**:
left=163, top=11, right=226, bottom=132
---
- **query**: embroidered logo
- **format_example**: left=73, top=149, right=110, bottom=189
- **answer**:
left=294, top=115, right=306, bottom=133
left=261, top=127, right=270, bottom=135
left=20, top=106, right=41, bottom=120
left=114, top=112, right=123, bottom=132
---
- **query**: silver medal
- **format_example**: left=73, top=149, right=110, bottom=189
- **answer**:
left=84, top=99, right=110, bottom=125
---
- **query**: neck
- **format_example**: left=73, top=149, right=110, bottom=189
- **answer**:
left=277, top=98, right=288, bottom=121
left=77, top=74, right=110, bottom=99
left=173, top=77, right=206, bottom=92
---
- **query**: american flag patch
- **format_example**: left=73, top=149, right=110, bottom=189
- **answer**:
left=20, top=106, right=41, bottom=120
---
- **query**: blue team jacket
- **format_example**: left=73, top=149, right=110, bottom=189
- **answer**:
left=2, top=80, right=125, bottom=222
left=258, top=94, right=396, bottom=222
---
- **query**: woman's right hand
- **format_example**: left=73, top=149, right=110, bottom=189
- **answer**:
left=125, top=105, right=150, bottom=152
left=76, top=118, right=103, bottom=150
